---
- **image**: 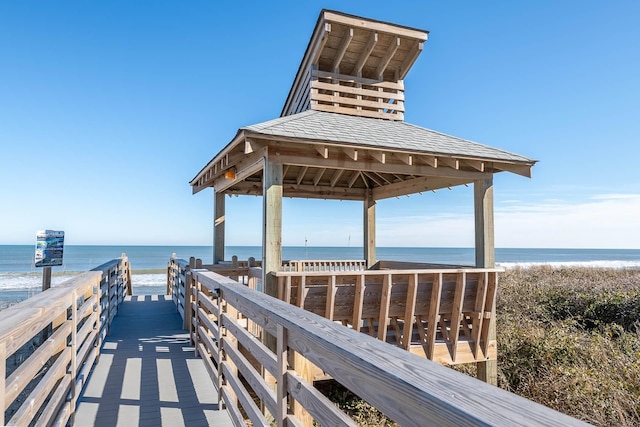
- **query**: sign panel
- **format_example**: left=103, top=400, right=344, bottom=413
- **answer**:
left=35, top=230, right=65, bottom=267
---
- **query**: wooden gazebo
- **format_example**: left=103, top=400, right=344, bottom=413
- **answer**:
left=190, top=10, right=535, bottom=383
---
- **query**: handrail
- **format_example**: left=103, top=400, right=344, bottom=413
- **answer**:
left=0, top=255, right=132, bottom=426
left=188, top=270, right=588, bottom=427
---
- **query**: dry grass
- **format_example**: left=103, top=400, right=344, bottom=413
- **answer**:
left=496, top=267, right=640, bottom=426
left=324, top=267, right=640, bottom=426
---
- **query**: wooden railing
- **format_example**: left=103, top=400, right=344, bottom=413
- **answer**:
left=185, top=270, right=587, bottom=427
left=310, top=70, right=405, bottom=120
left=282, top=259, right=367, bottom=272
left=0, top=255, right=131, bottom=426
left=273, top=267, right=499, bottom=366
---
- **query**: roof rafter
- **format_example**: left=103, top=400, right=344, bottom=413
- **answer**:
left=353, top=31, right=378, bottom=76
left=333, top=27, right=354, bottom=73
left=375, top=36, right=401, bottom=79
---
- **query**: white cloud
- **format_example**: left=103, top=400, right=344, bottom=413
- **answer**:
left=495, top=193, right=640, bottom=248
left=375, top=194, right=640, bottom=249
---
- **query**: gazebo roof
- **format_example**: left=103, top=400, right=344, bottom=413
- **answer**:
left=245, top=110, right=532, bottom=163
left=190, top=110, right=536, bottom=200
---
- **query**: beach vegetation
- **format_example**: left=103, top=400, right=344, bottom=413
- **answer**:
left=321, top=267, right=640, bottom=426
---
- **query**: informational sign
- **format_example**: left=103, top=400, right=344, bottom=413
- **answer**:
left=35, top=230, right=65, bottom=267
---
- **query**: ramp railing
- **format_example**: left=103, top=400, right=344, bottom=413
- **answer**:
left=0, top=255, right=131, bottom=426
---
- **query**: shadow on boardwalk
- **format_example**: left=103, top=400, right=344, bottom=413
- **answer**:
left=76, top=295, right=232, bottom=427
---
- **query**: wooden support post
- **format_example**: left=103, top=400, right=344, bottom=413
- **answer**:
left=42, top=266, right=52, bottom=291
left=262, top=160, right=283, bottom=298
left=363, top=189, right=376, bottom=268
left=231, top=255, right=238, bottom=282
left=474, top=177, right=497, bottom=385
left=214, top=191, right=226, bottom=264
left=475, top=178, right=495, bottom=268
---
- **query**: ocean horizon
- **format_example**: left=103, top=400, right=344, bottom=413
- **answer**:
left=1, top=244, right=639, bottom=306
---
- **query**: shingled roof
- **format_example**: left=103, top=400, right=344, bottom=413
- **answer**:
left=244, top=110, right=533, bottom=164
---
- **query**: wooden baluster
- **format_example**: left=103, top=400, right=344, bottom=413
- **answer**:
left=377, top=274, right=392, bottom=342
left=402, top=273, right=418, bottom=350
left=325, top=276, right=336, bottom=320
left=352, top=274, right=364, bottom=332
left=472, top=272, right=488, bottom=360
left=425, top=273, right=442, bottom=360
left=284, top=276, right=292, bottom=305
left=296, top=275, right=306, bottom=308
left=449, top=273, right=467, bottom=363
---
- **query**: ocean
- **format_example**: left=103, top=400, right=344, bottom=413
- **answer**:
left=1, top=245, right=639, bottom=306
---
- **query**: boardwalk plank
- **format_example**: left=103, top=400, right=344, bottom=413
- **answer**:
left=76, top=295, right=233, bottom=427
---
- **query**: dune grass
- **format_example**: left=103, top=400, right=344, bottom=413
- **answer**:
left=320, top=267, right=640, bottom=426
left=494, top=267, right=640, bottom=426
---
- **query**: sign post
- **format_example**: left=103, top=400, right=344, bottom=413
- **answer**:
left=35, top=230, right=65, bottom=291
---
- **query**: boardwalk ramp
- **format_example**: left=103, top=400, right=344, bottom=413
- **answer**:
left=76, top=295, right=232, bottom=427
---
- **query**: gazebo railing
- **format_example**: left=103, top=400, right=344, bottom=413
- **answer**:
left=273, top=267, right=500, bottom=366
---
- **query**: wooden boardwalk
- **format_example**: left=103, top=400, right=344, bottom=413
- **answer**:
left=75, top=295, right=233, bottom=427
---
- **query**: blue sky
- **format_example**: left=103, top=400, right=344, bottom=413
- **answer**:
left=1, top=1, right=638, bottom=249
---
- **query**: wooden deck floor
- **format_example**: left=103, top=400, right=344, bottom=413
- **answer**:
left=75, top=295, right=233, bottom=427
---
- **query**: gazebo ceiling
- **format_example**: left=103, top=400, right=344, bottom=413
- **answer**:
left=190, top=110, right=536, bottom=201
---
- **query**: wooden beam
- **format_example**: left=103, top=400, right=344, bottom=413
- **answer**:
left=312, top=69, right=405, bottom=90
left=315, top=144, right=328, bottom=159
left=347, top=170, right=360, bottom=188
left=330, top=169, right=345, bottom=187
left=362, top=172, right=384, bottom=187
left=364, top=190, right=376, bottom=268
left=360, top=172, right=370, bottom=189
left=214, top=192, right=225, bottom=263
left=263, top=161, right=283, bottom=299
left=369, top=150, right=386, bottom=164
left=333, top=27, right=354, bottom=73
left=373, top=172, right=393, bottom=185
left=418, top=155, right=437, bottom=168
left=313, top=168, right=326, bottom=185
left=311, top=22, right=332, bottom=65
left=342, top=147, right=358, bottom=161
left=210, top=150, right=265, bottom=194
left=492, top=162, right=533, bottom=178
left=353, top=31, right=378, bottom=76
left=463, top=159, right=485, bottom=172
left=474, top=178, right=494, bottom=268
left=375, top=36, right=401, bottom=79
left=394, top=152, right=413, bottom=166
left=244, top=138, right=263, bottom=154
left=399, top=40, right=424, bottom=79
left=373, top=176, right=466, bottom=200
left=474, top=177, right=496, bottom=385
left=270, top=149, right=487, bottom=181
left=323, top=10, right=428, bottom=41
left=296, top=166, right=308, bottom=185
left=283, top=184, right=365, bottom=201
left=438, top=157, right=459, bottom=170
